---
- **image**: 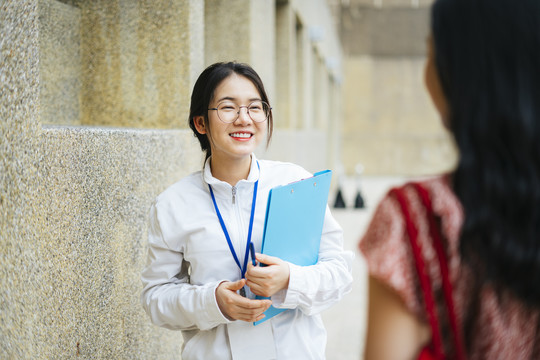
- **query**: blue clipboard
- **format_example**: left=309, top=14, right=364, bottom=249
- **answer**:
left=253, top=170, right=332, bottom=325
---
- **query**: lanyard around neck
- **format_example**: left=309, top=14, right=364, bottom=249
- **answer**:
left=208, top=161, right=259, bottom=278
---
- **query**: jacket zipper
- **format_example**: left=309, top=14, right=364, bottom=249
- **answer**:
left=232, top=186, right=237, bottom=204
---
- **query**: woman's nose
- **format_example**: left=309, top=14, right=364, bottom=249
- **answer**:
left=235, top=106, right=252, bottom=124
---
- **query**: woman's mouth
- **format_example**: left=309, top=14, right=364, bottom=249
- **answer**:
left=229, top=132, right=253, bottom=140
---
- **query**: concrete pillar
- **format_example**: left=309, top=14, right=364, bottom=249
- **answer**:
left=275, top=0, right=297, bottom=129
left=295, top=18, right=306, bottom=130
left=301, top=33, right=314, bottom=129
left=39, top=0, right=81, bottom=126
left=39, top=0, right=204, bottom=129
left=256, top=0, right=344, bottom=174
left=328, top=76, right=344, bottom=170
left=205, top=0, right=276, bottom=102
left=314, top=55, right=330, bottom=132
left=1, top=1, right=41, bottom=357
left=2, top=0, right=203, bottom=358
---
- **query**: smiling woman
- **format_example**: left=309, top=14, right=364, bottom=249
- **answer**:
left=192, top=73, right=269, bottom=183
left=140, top=62, right=354, bottom=360
left=188, top=62, right=274, bottom=164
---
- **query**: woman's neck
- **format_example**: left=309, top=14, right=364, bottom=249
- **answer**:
left=210, top=155, right=252, bottom=186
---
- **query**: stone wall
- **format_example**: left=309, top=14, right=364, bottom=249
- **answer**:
left=36, top=127, right=200, bottom=358
left=2, top=3, right=201, bottom=357
left=39, top=0, right=204, bottom=128
left=1, top=0, right=344, bottom=358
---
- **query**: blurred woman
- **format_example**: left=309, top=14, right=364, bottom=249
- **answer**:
left=360, top=0, right=540, bottom=358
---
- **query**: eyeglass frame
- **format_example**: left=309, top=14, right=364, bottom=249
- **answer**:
left=208, top=100, right=272, bottom=124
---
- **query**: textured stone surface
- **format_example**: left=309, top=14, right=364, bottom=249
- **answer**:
left=39, top=0, right=81, bottom=126
left=204, top=0, right=251, bottom=65
left=1, top=1, right=42, bottom=357
left=1, top=1, right=202, bottom=358
left=35, top=127, right=201, bottom=358
left=204, top=0, right=276, bottom=101
left=78, top=0, right=202, bottom=129
left=275, top=1, right=297, bottom=129
left=37, top=0, right=204, bottom=129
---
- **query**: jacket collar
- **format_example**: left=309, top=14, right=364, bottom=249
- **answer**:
left=203, top=153, right=260, bottom=187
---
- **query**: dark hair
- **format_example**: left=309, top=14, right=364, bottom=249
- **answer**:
left=188, top=62, right=274, bottom=160
left=431, top=0, right=540, bottom=305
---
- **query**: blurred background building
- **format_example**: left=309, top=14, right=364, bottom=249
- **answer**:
left=1, top=0, right=455, bottom=358
left=336, top=0, right=456, bottom=176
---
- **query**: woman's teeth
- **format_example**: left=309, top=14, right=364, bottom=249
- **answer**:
left=230, top=133, right=252, bottom=138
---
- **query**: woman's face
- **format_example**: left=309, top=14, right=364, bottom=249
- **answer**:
left=194, top=74, right=268, bottom=163
left=424, top=35, right=449, bottom=125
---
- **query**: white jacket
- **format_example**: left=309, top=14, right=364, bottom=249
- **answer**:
left=141, top=154, right=353, bottom=360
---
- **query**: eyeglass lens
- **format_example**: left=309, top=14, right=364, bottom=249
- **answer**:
left=216, top=101, right=269, bottom=123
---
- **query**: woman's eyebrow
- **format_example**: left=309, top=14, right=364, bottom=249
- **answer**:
left=216, top=96, right=235, bottom=103
left=216, top=96, right=262, bottom=103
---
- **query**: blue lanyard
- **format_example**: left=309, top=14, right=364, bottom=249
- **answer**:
left=208, top=163, right=259, bottom=278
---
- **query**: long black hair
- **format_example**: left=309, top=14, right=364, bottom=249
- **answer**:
left=431, top=0, right=540, bottom=305
left=188, top=62, right=274, bottom=160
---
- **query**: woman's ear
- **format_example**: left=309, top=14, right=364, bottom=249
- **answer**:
left=193, top=116, right=207, bottom=134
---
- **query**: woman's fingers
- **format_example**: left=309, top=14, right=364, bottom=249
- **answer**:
left=216, top=281, right=272, bottom=321
left=254, top=253, right=279, bottom=266
left=245, top=256, right=290, bottom=297
left=223, top=278, right=246, bottom=291
left=229, top=298, right=272, bottom=321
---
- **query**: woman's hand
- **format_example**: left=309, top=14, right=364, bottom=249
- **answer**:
left=215, top=279, right=272, bottom=322
left=245, top=253, right=290, bottom=298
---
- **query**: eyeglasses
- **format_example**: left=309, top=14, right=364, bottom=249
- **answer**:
left=208, top=101, right=271, bottom=124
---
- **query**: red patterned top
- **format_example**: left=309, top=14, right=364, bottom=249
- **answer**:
left=359, top=176, right=540, bottom=359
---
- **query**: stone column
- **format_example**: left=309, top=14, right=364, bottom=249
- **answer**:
left=39, top=0, right=205, bottom=129
left=1, top=0, right=42, bottom=357
left=275, top=0, right=297, bottom=129
left=1, top=1, right=203, bottom=358
left=204, top=0, right=276, bottom=103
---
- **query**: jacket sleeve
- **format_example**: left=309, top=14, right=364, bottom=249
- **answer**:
left=271, top=206, right=354, bottom=315
left=140, top=203, right=230, bottom=331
